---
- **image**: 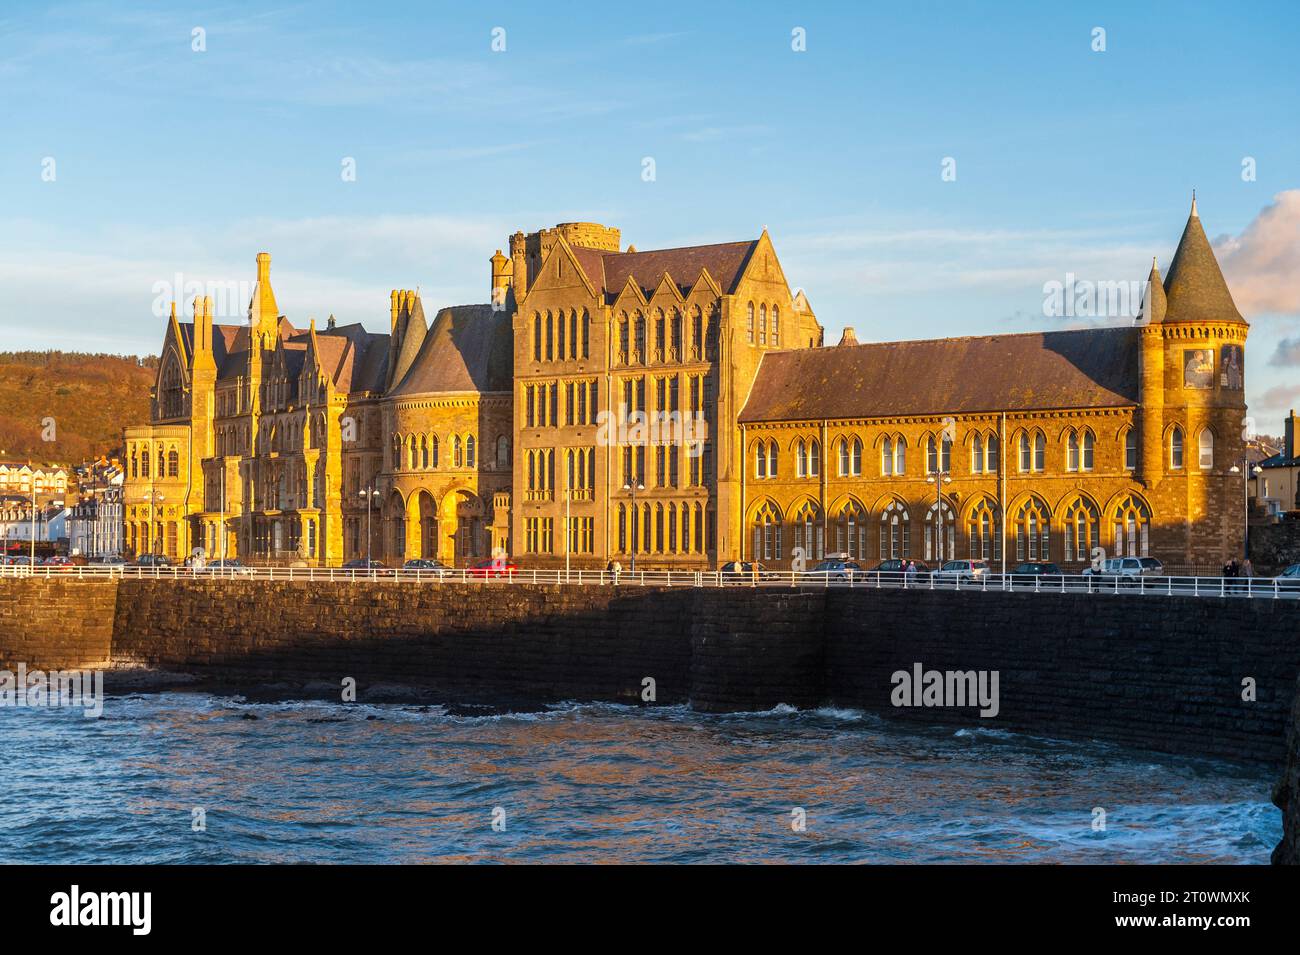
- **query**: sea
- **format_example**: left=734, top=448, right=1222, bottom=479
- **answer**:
left=0, top=692, right=1280, bottom=864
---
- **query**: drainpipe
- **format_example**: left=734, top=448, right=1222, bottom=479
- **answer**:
left=1000, top=411, right=1007, bottom=574
left=739, top=422, right=746, bottom=561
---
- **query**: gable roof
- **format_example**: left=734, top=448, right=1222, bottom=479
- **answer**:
left=564, top=239, right=758, bottom=301
left=389, top=305, right=513, bottom=397
left=739, top=326, right=1140, bottom=423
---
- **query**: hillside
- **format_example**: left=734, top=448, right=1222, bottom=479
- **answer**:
left=0, top=352, right=157, bottom=465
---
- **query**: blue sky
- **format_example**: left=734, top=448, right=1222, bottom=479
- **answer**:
left=1, top=1, right=1297, bottom=425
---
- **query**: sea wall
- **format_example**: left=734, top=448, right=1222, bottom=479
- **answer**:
left=2, top=577, right=1299, bottom=767
left=0, top=578, right=117, bottom=670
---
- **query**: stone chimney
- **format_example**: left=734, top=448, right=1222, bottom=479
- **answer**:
left=1287, top=410, right=1299, bottom=461
left=838, top=327, right=859, bottom=347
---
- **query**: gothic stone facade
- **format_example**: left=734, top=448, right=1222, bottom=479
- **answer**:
left=123, top=203, right=1246, bottom=570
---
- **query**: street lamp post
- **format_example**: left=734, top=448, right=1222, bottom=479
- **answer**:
left=359, top=485, right=381, bottom=564
left=1229, top=459, right=1264, bottom=558
left=622, top=479, right=646, bottom=573
left=926, top=469, right=953, bottom=563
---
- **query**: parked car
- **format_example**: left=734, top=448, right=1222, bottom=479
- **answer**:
left=719, top=561, right=772, bottom=582
left=2, top=555, right=35, bottom=567
left=862, top=558, right=932, bottom=582
left=802, top=556, right=866, bottom=583
left=933, top=559, right=991, bottom=583
left=1009, top=562, right=1066, bottom=587
left=91, top=555, right=126, bottom=567
left=1274, top=563, right=1300, bottom=590
left=42, top=556, right=75, bottom=568
left=467, top=557, right=518, bottom=579
left=203, top=559, right=255, bottom=576
left=131, top=554, right=171, bottom=568
left=1083, top=556, right=1162, bottom=584
left=402, top=558, right=454, bottom=578
left=341, top=558, right=391, bottom=577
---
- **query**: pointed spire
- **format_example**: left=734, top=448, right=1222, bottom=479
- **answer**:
left=1140, top=257, right=1166, bottom=324
left=1162, top=199, right=1245, bottom=324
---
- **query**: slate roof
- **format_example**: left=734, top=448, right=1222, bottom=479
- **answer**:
left=569, top=239, right=758, bottom=301
left=389, top=305, right=512, bottom=397
left=1162, top=201, right=1246, bottom=324
left=739, top=326, right=1140, bottom=423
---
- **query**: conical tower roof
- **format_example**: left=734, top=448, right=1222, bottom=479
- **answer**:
left=1139, top=257, right=1166, bottom=324
left=1162, top=197, right=1245, bottom=324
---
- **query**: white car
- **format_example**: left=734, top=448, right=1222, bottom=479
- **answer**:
left=1083, top=556, right=1163, bottom=580
left=933, top=559, right=990, bottom=582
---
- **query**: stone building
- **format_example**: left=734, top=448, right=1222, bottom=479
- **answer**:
left=123, top=201, right=1246, bottom=569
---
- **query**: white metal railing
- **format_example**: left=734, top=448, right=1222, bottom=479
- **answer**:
left=0, top=564, right=1297, bottom=599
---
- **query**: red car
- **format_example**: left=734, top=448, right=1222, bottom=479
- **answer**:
left=466, top=557, right=518, bottom=579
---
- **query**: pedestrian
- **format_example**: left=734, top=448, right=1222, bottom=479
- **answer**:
left=611, top=559, right=622, bottom=586
left=905, top=560, right=918, bottom=584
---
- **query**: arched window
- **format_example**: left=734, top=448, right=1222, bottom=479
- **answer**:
left=532, top=313, right=542, bottom=362
left=1067, top=430, right=1080, bottom=472
left=466, top=436, right=476, bottom=469
left=850, top=438, right=862, bottom=476
left=617, top=503, right=627, bottom=553
left=925, top=499, right=956, bottom=563
left=1170, top=426, right=1184, bottom=469
left=420, top=435, right=429, bottom=469
left=771, top=305, right=780, bottom=347
left=755, top=441, right=768, bottom=479
left=746, top=302, right=755, bottom=344
left=751, top=502, right=782, bottom=562
left=759, top=304, right=768, bottom=345
left=1113, top=494, right=1151, bottom=557
left=839, top=438, right=852, bottom=477
left=618, top=313, right=630, bottom=364
left=893, top=436, right=906, bottom=475
left=836, top=501, right=867, bottom=559
left=768, top=441, right=778, bottom=477
left=926, top=434, right=952, bottom=474
left=453, top=435, right=464, bottom=468
left=1014, top=497, right=1051, bottom=561
left=972, top=434, right=984, bottom=473
left=581, top=309, right=591, bottom=359
left=792, top=500, right=823, bottom=561
left=796, top=440, right=807, bottom=478
left=1198, top=429, right=1214, bottom=469
left=809, top=438, right=820, bottom=477
left=1063, top=497, right=1100, bottom=563
left=1124, top=429, right=1137, bottom=470
left=1018, top=432, right=1031, bottom=472
left=690, top=307, right=703, bottom=361
left=496, top=435, right=510, bottom=468
left=671, top=308, right=683, bottom=360
left=966, top=498, right=1001, bottom=561
left=1034, top=432, right=1046, bottom=471
left=881, top=436, right=893, bottom=476
left=407, top=435, right=417, bottom=470
left=430, top=435, right=439, bottom=468
left=879, top=500, right=910, bottom=559
left=545, top=311, right=554, bottom=361
left=569, top=310, right=579, bottom=360
left=1082, top=430, right=1094, bottom=471
left=654, top=309, right=665, bottom=361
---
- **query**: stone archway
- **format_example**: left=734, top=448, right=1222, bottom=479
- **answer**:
left=403, top=488, right=438, bottom=560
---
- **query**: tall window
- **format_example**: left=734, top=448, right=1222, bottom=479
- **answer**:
left=746, top=302, right=755, bottom=343
left=972, top=434, right=984, bottom=474
left=836, top=502, right=867, bottom=559
left=1015, top=497, right=1050, bottom=561
left=1198, top=429, right=1214, bottom=469
left=967, top=498, right=1001, bottom=561
left=755, top=441, right=768, bottom=479
left=1124, top=429, right=1137, bottom=470
left=879, top=500, right=910, bottom=559
left=1113, top=495, right=1151, bottom=557
left=926, top=435, right=951, bottom=474
left=808, top=438, right=820, bottom=477
left=881, top=436, right=893, bottom=476
left=925, top=500, right=956, bottom=563
left=752, top=502, right=782, bottom=562
left=1063, top=497, right=1100, bottom=563
left=771, top=305, right=780, bottom=347
left=796, top=440, right=807, bottom=478
left=1019, top=432, right=1045, bottom=472
left=792, top=500, right=823, bottom=561
left=1170, top=426, right=1184, bottom=469
left=1067, top=431, right=1080, bottom=472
